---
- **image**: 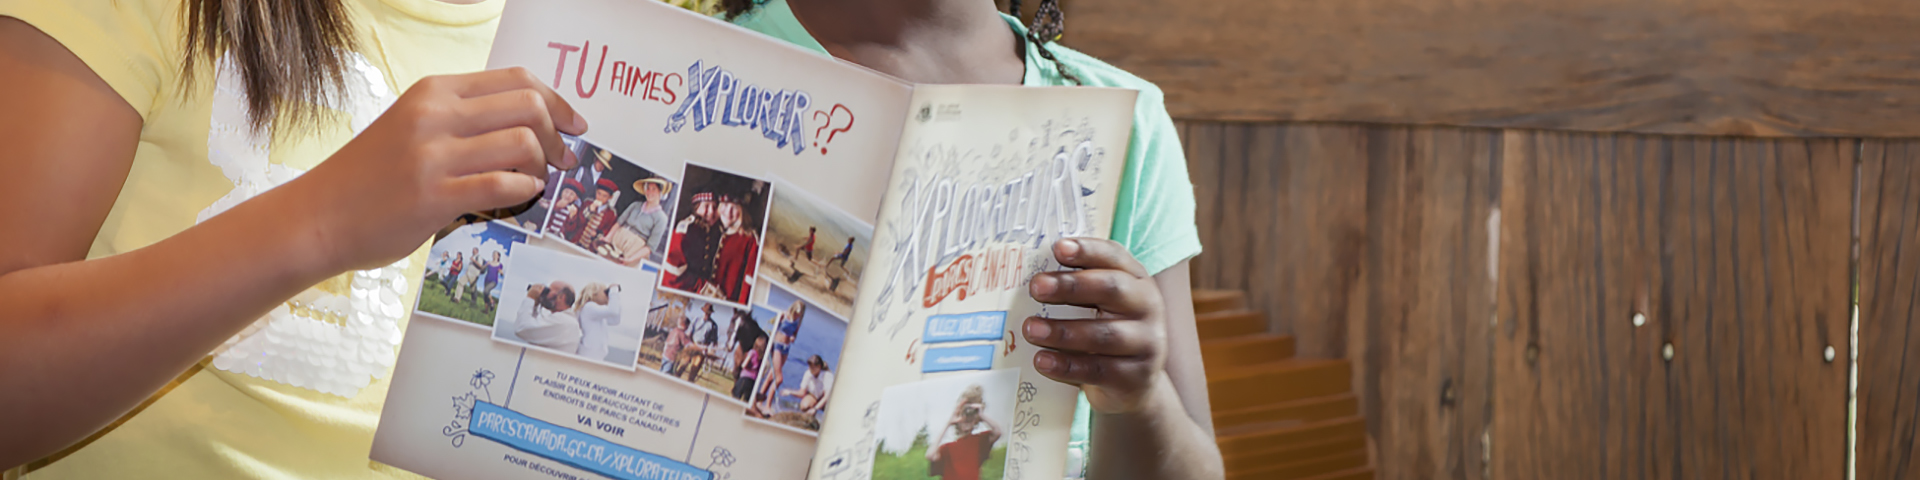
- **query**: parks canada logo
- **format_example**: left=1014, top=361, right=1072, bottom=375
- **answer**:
left=916, top=104, right=933, bottom=123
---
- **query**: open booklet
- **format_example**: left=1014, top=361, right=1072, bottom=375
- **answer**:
left=370, top=1, right=1136, bottom=479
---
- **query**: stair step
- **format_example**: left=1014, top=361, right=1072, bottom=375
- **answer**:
left=1197, top=310, right=1267, bottom=340
left=1296, top=466, right=1376, bottom=480
left=1192, top=289, right=1246, bottom=314
left=1227, top=451, right=1368, bottom=480
left=1214, top=392, right=1359, bottom=430
left=1202, top=333, right=1296, bottom=371
left=1208, top=359, right=1351, bottom=412
left=1217, top=416, right=1367, bottom=458
left=1224, top=431, right=1367, bottom=472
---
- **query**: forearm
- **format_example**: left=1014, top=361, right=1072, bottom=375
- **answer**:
left=0, top=187, right=339, bottom=466
left=1087, top=376, right=1226, bottom=480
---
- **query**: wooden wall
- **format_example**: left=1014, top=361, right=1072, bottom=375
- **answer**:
left=1070, top=0, right=1920, bottom=137
left=1181, top=121, right=1911, bottom=479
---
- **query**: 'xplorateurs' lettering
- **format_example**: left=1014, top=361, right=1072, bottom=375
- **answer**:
left=875, top=140, right=1094, bottom=317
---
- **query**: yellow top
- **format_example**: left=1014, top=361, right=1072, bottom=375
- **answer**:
left=0, top=0, right=503, bottom=477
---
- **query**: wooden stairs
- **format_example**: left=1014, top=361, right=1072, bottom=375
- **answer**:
left=1195, top=290, right=1373, bottom=480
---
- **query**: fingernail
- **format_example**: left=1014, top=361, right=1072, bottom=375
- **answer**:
left=572, top=112, right=589, bottom=132
left=1025, top=318, right=1052, bottom=340
left=1030, top=275, right=1057, bottom=297
left=533, top=177, right=547, bottom=192
left=1034, top=352, right=1058, bottom=372
left=1057, top=239, right=1081, bottom=260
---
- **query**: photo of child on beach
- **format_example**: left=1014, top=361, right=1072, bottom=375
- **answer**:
left=544, top=136, right=680, bottom=267
left=489, top=244, right=655, bottom=368
left=744, top=284, right=847, bottom=433
left=760, top=183, right=871, bottom=318
left=871, top=369, right=1020, bottom=480
left=419, top=218, right=526, bottom=326
left=638, top=290, right=764, bottom=395
left=659, top=162, right=772, bottom=306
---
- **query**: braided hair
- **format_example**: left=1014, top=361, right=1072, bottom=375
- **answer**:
left=715, top=0, right=1082, bottom=85
left=1009, top=0, right=1082, bottom=85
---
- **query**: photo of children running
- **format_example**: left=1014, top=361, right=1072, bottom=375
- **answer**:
left=760, top=183, right=871, bottom=318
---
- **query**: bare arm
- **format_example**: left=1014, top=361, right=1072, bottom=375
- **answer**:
left=0, top=18, right=585, bottom=468
left=1025, top=240, right=1224, bottom=480
left=0, top=18, right=337, bottom=467
left=1086, top=260, right=1222, bottom=479
left=1153, top=261, right=1215, bottom=435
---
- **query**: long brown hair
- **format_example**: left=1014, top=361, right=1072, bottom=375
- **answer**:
left=183, top=0, right=359, bottom=131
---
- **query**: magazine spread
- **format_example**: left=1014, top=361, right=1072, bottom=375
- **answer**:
left=369, top=1, right=1136, bottom=479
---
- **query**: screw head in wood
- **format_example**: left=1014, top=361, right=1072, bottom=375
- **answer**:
left=1662, top=343, right=1675, bottom=361
left=1525, top=344, right=1539, bottom=364
left=1825, top=346, right=1837, bottom=363
left=1632, top=312, right=1646, bottom=327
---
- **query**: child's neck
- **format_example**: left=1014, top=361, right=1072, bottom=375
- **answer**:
left=785, top=0, right=1024, bottom=85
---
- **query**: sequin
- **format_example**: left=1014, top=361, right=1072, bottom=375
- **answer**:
left=199, top=52, right=408, bottom=397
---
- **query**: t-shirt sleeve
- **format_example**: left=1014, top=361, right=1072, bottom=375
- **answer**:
left=1107, top=86, right=1203, bottom=276
left=0, top=0, right=181, bottom=120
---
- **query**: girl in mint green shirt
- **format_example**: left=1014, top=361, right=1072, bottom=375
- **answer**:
left=726, top=0, right=1223, bottom=477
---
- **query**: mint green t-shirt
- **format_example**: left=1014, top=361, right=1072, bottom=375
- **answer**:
left=731, top=1, right=1204, bottom=475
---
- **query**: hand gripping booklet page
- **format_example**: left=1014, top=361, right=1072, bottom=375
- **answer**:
left=370, top=1, right=1136, bottom=479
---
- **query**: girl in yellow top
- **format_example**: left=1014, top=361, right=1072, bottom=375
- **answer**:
left=0, top=0, right=585, bottom=477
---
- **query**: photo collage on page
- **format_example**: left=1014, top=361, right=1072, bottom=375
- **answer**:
left=416, top=134, right=872, bottom=435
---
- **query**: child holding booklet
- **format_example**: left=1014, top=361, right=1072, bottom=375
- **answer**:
left=0, top=0, right=589, bottom=475
left=727, top=0, right=1224, bottom=477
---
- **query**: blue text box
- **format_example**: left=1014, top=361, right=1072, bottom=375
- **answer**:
left=469, top=402, right=712, bottom=480
left=923, top=311, right=1008, bottom=344
left=923, top=344, right=997, bottom=373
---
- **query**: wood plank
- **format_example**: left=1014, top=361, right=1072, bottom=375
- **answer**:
left=1229, top=451, right=1371, bottom=480
left=1214, top=393, right=1361, bottom=431
left=1348, top=126, right=1500, bottom=480
left=1181, top=122, right=1370, bottom=358
left=1066, top=0, right=1920, bottom=137
left=1856, top=140, right=1920, bottom=479
left=1201, top=333, right=1297, bottom=372
left=1279, top=124, right=1371, bottom=360
left=1300, top=467, right=1377, bottom=480
left=1197, top=310, right=1268, bottom=340
left=1209, top=359, right=1352, bottom=412
left=1217, top=416, right=1369, bottom=456
left=1192, top=289, right=1247, bottom=315
left=1224, top=433, right=1368, bottom=471
left=1493, top=131, right=1852, bottom=479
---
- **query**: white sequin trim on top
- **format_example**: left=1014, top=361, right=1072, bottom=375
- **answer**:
left=198, top=52, right=410, bottom=397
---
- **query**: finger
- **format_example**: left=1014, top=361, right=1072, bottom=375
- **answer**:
left=451, top=126, right=548, bottom=177
left=442, top=67, right=589, bottom=134
left=1029, top=269, right=1157, bottom=317
left=1023, top=316, right=1159, bottom=357
left=459, top=89, right=577, bottom=171
left=446, top=170, right=548, bottom=212
left=1051, top=238, right=1149, bottom=279
left=1032, top=350, right=1155, bottom=392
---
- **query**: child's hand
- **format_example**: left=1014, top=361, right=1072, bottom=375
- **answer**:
left=1024, top=238, right=1169, bottom=414
left=290, top=68, right=585, bottom=272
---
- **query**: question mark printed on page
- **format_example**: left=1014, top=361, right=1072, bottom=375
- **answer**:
left=811, top=104, right=855, bottom=155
